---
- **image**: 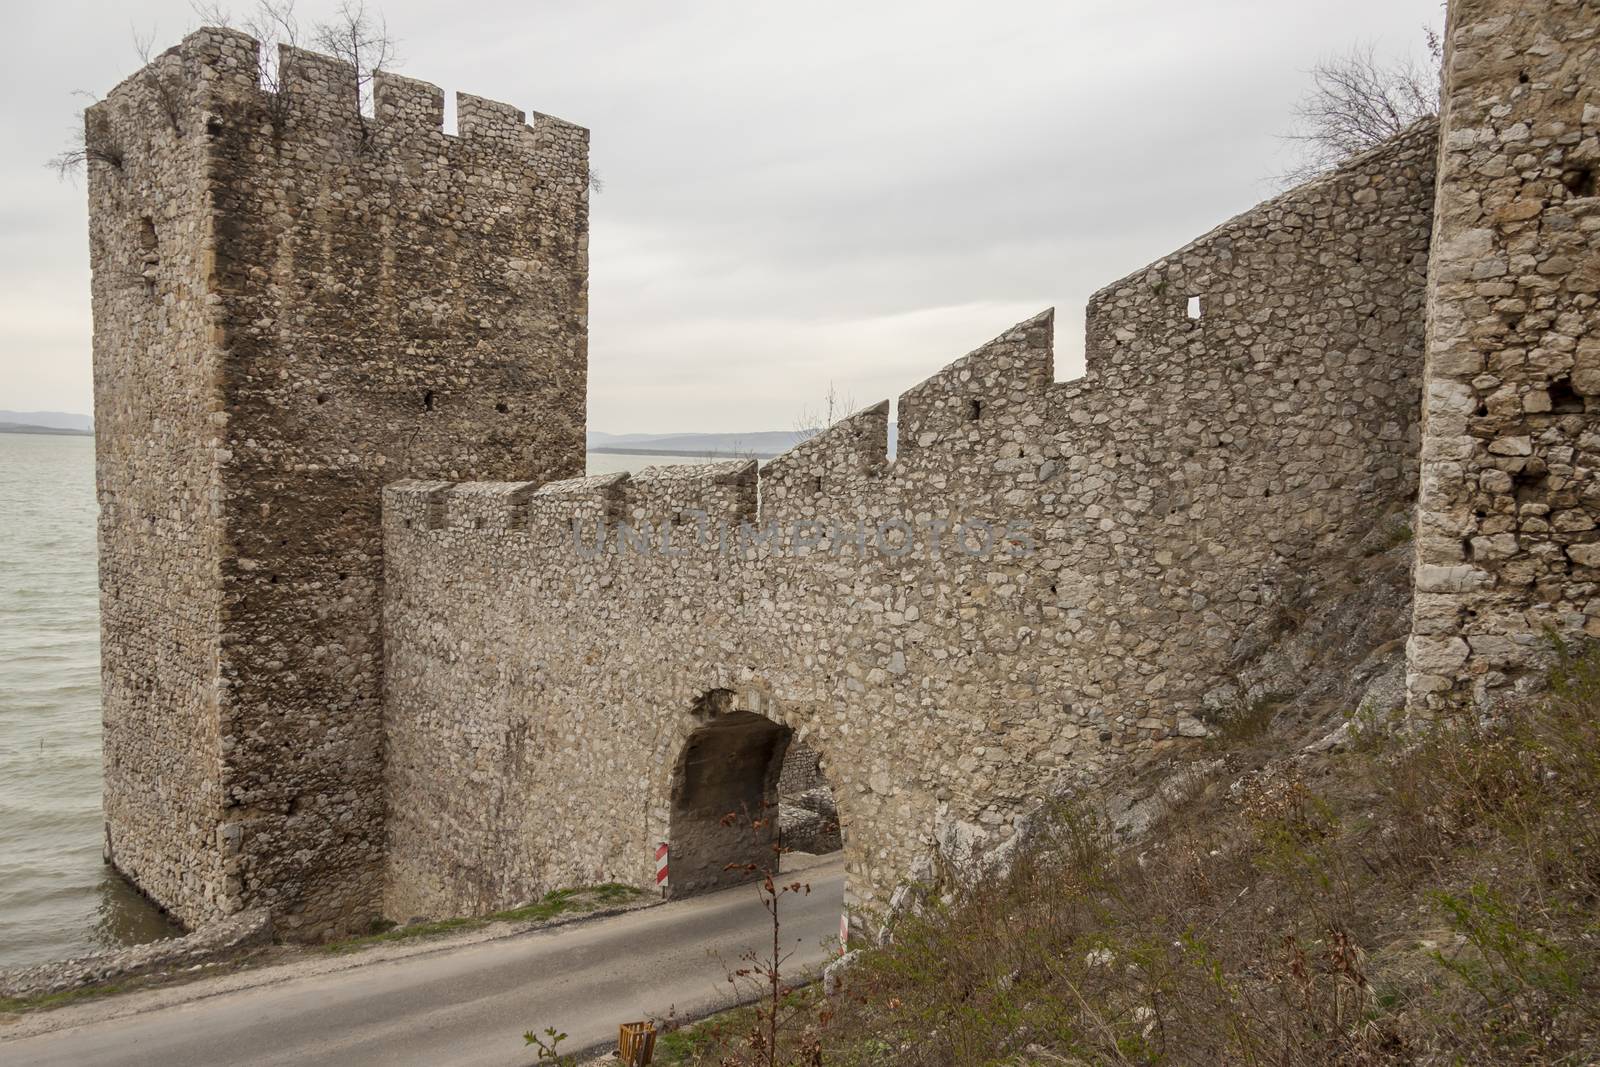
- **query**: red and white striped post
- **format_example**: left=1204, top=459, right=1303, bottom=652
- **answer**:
left=655, top=842, right=669, bottom=897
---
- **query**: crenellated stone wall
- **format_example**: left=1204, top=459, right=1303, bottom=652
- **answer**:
left=90, top=28, right=589, bottom=937
left=380, top=123, right=1438, bottom=926
left=1408, top=0, right=1600, bottom=712
left=91, top=0, right=1597, bottom=943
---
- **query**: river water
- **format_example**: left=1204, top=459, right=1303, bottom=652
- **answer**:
left=0, top=433, right=180, bottom=968
left=0, top=439, right=704, bottom=969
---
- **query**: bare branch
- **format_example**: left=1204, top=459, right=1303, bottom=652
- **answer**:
left=310, top=0, right=399, bottom=122
left=794, top=381, right=855, bottom=442
left=1277, top=34, right=1441, bottom=187
left=193, top=0, right=301, bottom=126
left=49, top=106, right=123, bottom=179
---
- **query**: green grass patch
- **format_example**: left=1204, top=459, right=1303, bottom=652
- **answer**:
left=653, top=985, right=826, bottom=1066
left=323, top=882, right=643, bottom=954
left=0, top=981, right=127, bottom=1015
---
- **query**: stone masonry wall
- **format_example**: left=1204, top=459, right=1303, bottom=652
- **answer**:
left=1409, top=0, right=1600, bottom=711
left=380, top=125, right=1436, bottom=925
left=90, top=43, right=230, bottom=925
left=90, top=29, right=589, bottom=937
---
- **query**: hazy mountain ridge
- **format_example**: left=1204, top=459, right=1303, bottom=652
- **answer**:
left=0, top=411, right=93, bottom=432
left=586, top=430, right=809, bottom=456
left=587, top=425, right=899, bottom=459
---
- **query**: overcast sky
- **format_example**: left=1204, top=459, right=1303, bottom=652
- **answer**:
left=3, top=0, right=1441, bottom=433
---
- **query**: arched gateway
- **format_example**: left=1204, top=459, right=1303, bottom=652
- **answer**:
left=664, top=690, right=844, bottom=899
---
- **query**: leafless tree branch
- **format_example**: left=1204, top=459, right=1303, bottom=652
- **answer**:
left=309, top=0, right=398, bottom=122
left=1277, top=32, right=1442, bottom=187
left=192, top=0, right=302, bottom=126
left=794, top=382, right=856, bottom=442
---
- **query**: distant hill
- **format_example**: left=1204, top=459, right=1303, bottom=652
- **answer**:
left=0, top=421, right=93, bottom=437
left=0, top=410, right=93, bottom=432
left=587, top=425, right=899, bottom=459
left=586, top=430, right=810, bottom=458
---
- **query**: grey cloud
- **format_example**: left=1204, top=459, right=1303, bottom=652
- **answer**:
left=2, top=0, right=1442, bottom=431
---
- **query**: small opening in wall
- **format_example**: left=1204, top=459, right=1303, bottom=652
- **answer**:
left=811, top=475, right=823, bottom=496
left=1186, top=296, right=1202, bottom=320
left=1462, top=537, right=1475, bottom=561
left=422, top=390, right=435, bottom=412
left=1513, top=464, right=1550, bottom=502
left=1563, top=167, right=1597, bottom=198
left=443, top=91, right=460, bottom=136
left=337, top=572, right=348, bottom=581
left=316, top=393, right=329, bottom=406
left=138, top=215, right=158, bottom=295
left=257, top=44, right=282, bottom=94
left=1518, top=70, right=1530, bottom=84
left=1549, top=377, right=1586, bottom=414
left=495, top=402, right=509, bottom=414
left=968, top=398, right=983, bottom=422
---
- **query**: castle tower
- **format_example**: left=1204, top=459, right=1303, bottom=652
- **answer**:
left=88, top=28, right=588, bottom=937
left=1408, top=0, right=1600, bottom=711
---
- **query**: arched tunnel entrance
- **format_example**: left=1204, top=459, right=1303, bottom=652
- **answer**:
left=667, top=707, right=843, bottom=899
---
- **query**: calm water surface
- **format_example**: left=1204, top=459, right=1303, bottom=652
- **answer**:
left=0, top=440, right=707, bottom=968
left=0, top=433, right=178, bottom=968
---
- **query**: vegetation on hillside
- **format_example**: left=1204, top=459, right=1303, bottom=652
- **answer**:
left=660, top=646, right=1600, bottom=1065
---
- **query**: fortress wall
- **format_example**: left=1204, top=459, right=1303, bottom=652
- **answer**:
left=89, top=38, right=233, bottom=927
left=1409, top=0, right=1600, bottom=711
left=761, top=402, right=890, bottom=522
left=91, top=29, right=589, bottom=936
left=206, top=30, right=589, bottom=938
left=626, top=461, right=758, bottom=529
left=380, top=127, right=1438, bottom=923
left=1044, top=122, right=1438, bottom=728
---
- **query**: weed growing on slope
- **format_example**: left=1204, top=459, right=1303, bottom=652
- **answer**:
left=808, top=648, right=1600, bottom=1065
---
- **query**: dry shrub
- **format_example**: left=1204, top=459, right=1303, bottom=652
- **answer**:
left=815, top=648, right=1600, bottom=1065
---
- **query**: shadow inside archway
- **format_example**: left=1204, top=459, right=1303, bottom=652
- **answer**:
left=667, top=709, right=842, bottom=898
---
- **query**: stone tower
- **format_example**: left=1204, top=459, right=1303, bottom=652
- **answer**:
left=1408, top=0, right=1600, bottom=712
left=88, top=28, right=588, bottom=937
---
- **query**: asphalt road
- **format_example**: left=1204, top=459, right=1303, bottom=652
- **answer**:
left=2, top=856, right=845, bottom=1067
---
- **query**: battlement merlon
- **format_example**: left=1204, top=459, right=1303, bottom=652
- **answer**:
left=385, top=462, right=766, bottom=548
left=625, top=461, right=759, bottom=528
left=894, top=309, right=1054, bottom=463
left=1082, top=118, right=1438, bottom=384
left=760, top=401, right=889, bottom=522
left=91, top=27, right=588, bottom=175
